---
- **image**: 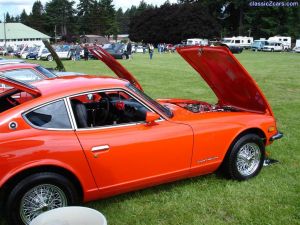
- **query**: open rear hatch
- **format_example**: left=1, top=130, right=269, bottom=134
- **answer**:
left=0, top=75, right=41, bottom=97
left=0, top=75, right=41, bottom=113
left=177, top=46, right=273, bottom=115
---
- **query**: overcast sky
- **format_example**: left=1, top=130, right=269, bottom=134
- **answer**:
left=0, top=0, right=178, bottom=19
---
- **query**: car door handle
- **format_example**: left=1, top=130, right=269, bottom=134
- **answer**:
left=91, top=145, right=110, bottom=152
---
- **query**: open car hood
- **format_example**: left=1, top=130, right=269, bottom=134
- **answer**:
left=177, top=46, right=273, bottom=114
left=0, top=75, right=41, bottom=97
left=89, top=48, right=143, bottom=91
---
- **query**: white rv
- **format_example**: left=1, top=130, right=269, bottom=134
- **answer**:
left=293, top=39, right=300, bottom=53
left=222, top=36, right=253, bottom=49
left=186, top=38, right=209, bottom=46
left=268, top=36, right=291, bottom=50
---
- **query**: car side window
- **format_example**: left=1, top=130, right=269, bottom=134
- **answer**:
left=3, top=69, right=42, bottom=83
left=70, top=90, right=151, bottom=129
left=25, top=100, right=72, bottom=129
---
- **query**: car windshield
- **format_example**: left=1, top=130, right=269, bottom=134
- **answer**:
left=127, top=83, right=173, bottom=118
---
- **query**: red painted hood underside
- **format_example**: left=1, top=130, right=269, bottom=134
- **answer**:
left=177, top=46, right=273, bottom=115
left=89, top=48, right=143, bottom=91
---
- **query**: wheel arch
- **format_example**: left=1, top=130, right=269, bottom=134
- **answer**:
left=222, top=127, right=266, bottom=161
left=0, top=165, right=83, bottom=204
left=233, top=127, right=267, bottom=146
left=217, top=127, right=267, bottom=178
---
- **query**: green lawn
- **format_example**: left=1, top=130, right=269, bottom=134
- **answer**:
left=2, top=51, right=300, bottom=225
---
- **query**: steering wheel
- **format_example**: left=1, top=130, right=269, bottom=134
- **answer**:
left=97, top=97, right=110, bottom=125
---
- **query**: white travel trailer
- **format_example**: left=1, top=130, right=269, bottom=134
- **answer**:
left=186, top=38, right=209, bottom=46
left=293, top=39, right=300, bottom=53
left=222, top=36, right=253, bottom=49
left=268, top=36, right=291, bottom=50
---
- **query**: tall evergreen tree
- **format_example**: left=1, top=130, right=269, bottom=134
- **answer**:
left=5, top=13, right=12, bottom=22
left=45, top=0, right=76, bottom=37
left=129, top=2, right=220, bottom=43
left=20, top=9, right=29, bottom=24
left=77, top=0, right=96, bottom=34
left=27, top=1, right=47, bottom=33
left=98, top=0, right=117, bottom=37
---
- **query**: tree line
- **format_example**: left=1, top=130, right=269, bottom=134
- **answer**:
left=2, top=0, right=300, bottom=43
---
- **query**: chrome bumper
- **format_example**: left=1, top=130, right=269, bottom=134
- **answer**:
left=269, top=132, right=283, bottom=142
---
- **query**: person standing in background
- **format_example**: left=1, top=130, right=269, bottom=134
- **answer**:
left=83, top=44, right=89, bottom=61
left=148, top=44, right=154, bottom=60
left=75, top=43, right=81, bottom=61
left=70, top=42, right=75, bottom=61
left=127, top=41, right=132, bottom=60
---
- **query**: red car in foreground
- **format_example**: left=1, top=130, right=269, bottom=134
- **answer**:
left=0, top=46, right=282, bottom=225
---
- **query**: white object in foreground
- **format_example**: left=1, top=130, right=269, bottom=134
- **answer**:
left=29, top=207, right=107, bottom=225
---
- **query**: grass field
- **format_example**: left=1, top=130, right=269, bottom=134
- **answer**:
left=1, top=50, right=300, bottom=225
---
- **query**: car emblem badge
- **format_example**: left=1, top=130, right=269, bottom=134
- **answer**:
left=9, top=121, right=18, bottom=130
left=198, top=48, right=204, bottom=56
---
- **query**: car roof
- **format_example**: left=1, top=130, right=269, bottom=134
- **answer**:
left=33, top=75, right=128, bottom=98
left=0, top=63, right=39, bottom=71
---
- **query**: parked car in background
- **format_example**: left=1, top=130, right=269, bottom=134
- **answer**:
left=20, top=46, right=35, bottom=59
left=135, top=45, right=145, bottom=53
left=227, top=45, right=243, bottom=54
left=251, top=40, right=268, bottom=51
left=0, top=47, right=7, bottom=56
left=262, top=42, right=283, bottom=52
left=213, top=42, right=243, bottom=54
left=40, top=45, right=71, bottom=61
left=292, top=47, right=300, bottom=53
left=0, top=63, right=57, bottom=91
left=187, top=38, right=209, bottom=46
left=26, top=46, right=43, bottom=60
left=104, top=43, right=129, bottom=59
left=0, top=62, right=87, bottom=93
left=0, top=46, right=282, bottom=225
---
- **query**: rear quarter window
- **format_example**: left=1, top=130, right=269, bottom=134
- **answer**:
left=25, top=100, right=72, bottom=129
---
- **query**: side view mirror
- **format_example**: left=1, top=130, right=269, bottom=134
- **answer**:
left=145, top=112, right=160, bottom=126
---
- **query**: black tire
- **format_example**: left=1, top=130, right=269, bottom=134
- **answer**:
left=5, top=172, right=80, bottom=225
left=222, top=134, right=265, bottom=181
left=47, top=55, right=53, bottom=61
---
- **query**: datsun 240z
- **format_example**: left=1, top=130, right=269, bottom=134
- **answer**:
left=0, top=46, right=282, bottom=225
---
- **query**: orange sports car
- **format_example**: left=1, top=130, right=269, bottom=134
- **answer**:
left=0, top=46, right=282, bottom=225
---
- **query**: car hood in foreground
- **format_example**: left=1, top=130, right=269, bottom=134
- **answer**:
left=177, top=46, right=273, bottom=115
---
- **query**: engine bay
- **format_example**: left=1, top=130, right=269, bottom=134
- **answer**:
left=158, top=99, right=240, bottom=113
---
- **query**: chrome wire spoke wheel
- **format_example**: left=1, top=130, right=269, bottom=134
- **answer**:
left=236, top=143, right=261, bottom=177
left=20, top=184, right=67, bottom=224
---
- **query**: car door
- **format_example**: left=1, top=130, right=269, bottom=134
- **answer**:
left=70, top=89, right=193, bottom=192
